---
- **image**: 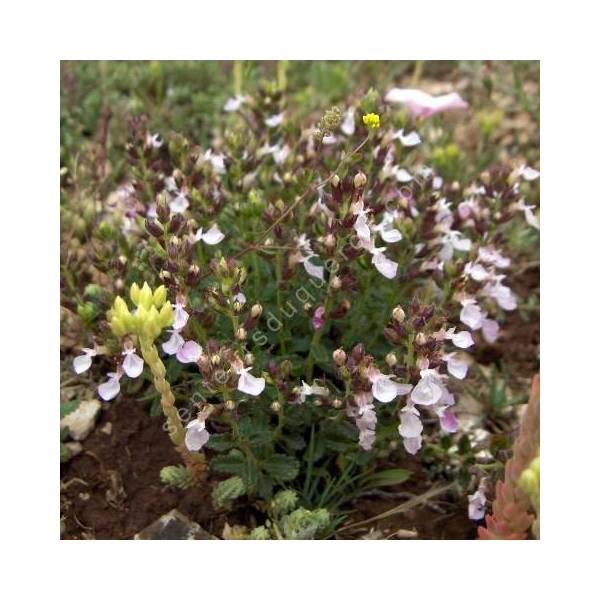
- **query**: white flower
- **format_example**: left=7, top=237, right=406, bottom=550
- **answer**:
left=169, top=192, right=189, bottom=214
left=322, top=134, right=337, bottom=145
left=464, top=261, right=490, bottom=282
left=300, top=256, right=324, bottom=281
left=298, top=380, right=329, bottom=403
left=399, top=405, right=423, bottom=438
left=515, top=199, right=540, bottom=230
left=439, top=230, right=472, bottom=262
left=468, top=489, right=487, bottom=520
left=147, top=133, right=163, bottom=148
left=445, top=328, right=475, bottom=349
left=202, top=149, right=226, bottom=174
left=122, top=346, right=144, bottom=378
left=402, top=436, right=422, bottom=455
left=374, top=212, right=402, bottom=243
left=410, top=369, right=444, bottom=406
left=272, top=144, right=290, bottom=165
left=518, top=165, right=540, bottom=181
left=162, top=330, right=185, bottom=355
left=235, top=365, right=266, bottom=396
left=194, top=223, right=225, bottom=245
left=265, top=112, right=284, bottom=128
left=394, top=128, right=421, bottom=147
left=173, top=301, right=189, bottom=330
left=341, top=108, right=356, bottom=136
left=478, top=246, right=510, bottom=269
left=73, top=347, right=97, bottom=374
left=395, top=168, right=413, bottom=183
left=460, top=298, right=484, bottom=330
left=444, top=352, right=469, bottom=380
left=98, top=371, right=122, bottom=401
left=371, top=249, right=398, bottom=279
left=368, top=367, right=412, bottom=403
left=482, top=277, right=517, bottom=311
left=224, top=95, right=246, bottom=112
left=481, top=318, right=500, bottom=343
left=185, top=418, right=210, bottom=451
left=176, top=341, right=202, bottom=364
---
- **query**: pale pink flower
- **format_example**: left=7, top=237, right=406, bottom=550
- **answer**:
left=460, top=298, right=484, bottom=330
left=224, top=95, right=246, bottom=112
left=176, top=341, right=202, bottom=364
left=122, top=346, right=144, bottom=378
left=445, top=328, right=475, bottom=349
left=394, top=128, right=421, bottom=146
left=482, top=277, right=517, bottom=311
left=73, top=347, right=97, bottom=374
left=194, top=224, right=225, bottom=245
left=265, top=112, right=284, bottom=128
left=169, top=192, right=189, bottom=214
left=233, top=361, right=265, bottom=396
left=385, top=88, right=468, bottom=118
left=368, top=366, right=412, bottom=403
left=173, top=300, right=189, bottom=330
left=481, top=318, right=500, bottom=343
left=297, top=380, right=329, bottom=403
left=341, top=108, right=356, bottom=136
left=185, top=418, right=210, bottom=451
left=518, top=165, right=540, bottom=181
left=464, top=261, right=490, bottom=282
left=444, top=352, right=469, bottom=380
left=98, top=370, right=123, bottom=401
left=478, top=246, right=510, bottom=269
left=410, top=369, right=444, bottom=406
left=162, top=329, right=185, bottom=355
left=468, top=489, right=487, bottom=520
left=439, top=230, right=472, bottom=262
left=371, top=249, right=398, bottom=279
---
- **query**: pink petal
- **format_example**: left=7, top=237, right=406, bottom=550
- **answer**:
left=173, top=305, right=189, bottom=330
left=201, top=224, right=225, bottom=245
left=185, top=424, right=210, bottom=451
left=372, top=252, right=398, bottom=279
left=162, top=330, right=185, bottom=355
left=98, top=374, right=120, bottom=401
left=238, top=370, right=265, bottom=396
left=122, top=351, right=144, bottom=378
left=440, top=408, right=458, bottom=433
left=481, top=318, right=500, bottom=344
left=176, top=341, right=202, bottom=364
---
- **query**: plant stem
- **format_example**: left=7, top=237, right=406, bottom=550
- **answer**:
left=275, top=250, right=287, bottom=353
left=139, top=336, right=185, bottom=447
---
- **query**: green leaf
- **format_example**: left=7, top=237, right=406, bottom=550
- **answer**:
left=262, top=454, right=299, bottom=482
left=212, top=476, right=246, bottom=506
left=210, top=449, right=246, bottom=476
left=60, top=400, right=80, bottom=420
left=206, top=433, right=234, bottom=452
left=360, top=468, right=411, bottom=490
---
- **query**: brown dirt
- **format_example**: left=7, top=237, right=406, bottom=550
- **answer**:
left=61, top=399, right=226, bottom=539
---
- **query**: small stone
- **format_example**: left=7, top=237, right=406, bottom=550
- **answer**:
left=60, top=399, right=101, bottom=441
left=134, top=509, right=217, bottom=540
left=61, top=441, right=83, bottom=461
left=100, top=422, right=113, bottom=435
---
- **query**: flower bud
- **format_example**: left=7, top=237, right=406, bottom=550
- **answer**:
left=244, top=353, right=254, bottom=365
left=324, top=233, right=336, bottom=249
left=333, top=348, right=347, bottom=366
left=236, top=327, right=247, bottom=341
left=331, top=174, right=340, bottom=187
left=271, top=401, right=281, bottom=413
left=152, top=285, right=167, bottom=308
left=185, top=264, right=201, bottom=286
left=167, top=236, right=180, bottom=260
left=330, top=275, right=342, bottom=290
left=332, top=399, right=343, bottom=409
left=224, top=399, right=235, bottom=411
left=211, top=355, right=221, bottom=366
left=353, top=171, right=367, bottom=188
left=415, top=332, right=427, bottom=346
left=385, top=352, right=398, bottom=367
left=130, top=283, right=141, bottom=306
left=392, top=306, right=405, bottom=323
left=145, top=218, right=163, bottom=238
left=233, top=300, right=243, bottom=314
left=250, top=303, right=263, bottom=319
left=156, top=198, right=170, bottom=224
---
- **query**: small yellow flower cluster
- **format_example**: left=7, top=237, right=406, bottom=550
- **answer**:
left=362, top=112, right=381, bottom=129
left=108, top=282, right=174, bottom=340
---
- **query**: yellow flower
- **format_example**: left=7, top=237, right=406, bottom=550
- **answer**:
left=362, top=113, right=380, bottom=129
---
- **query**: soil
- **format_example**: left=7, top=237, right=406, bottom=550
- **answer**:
left=61, top=399, right=225, bottom=539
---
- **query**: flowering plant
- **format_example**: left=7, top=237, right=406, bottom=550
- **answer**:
left=62, top=61, right=539, bottom=538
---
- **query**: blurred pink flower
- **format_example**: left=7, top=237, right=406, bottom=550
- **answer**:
left=385, top=88, right=468, bottom=118
left=312, top=305, right=326, bottom=330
